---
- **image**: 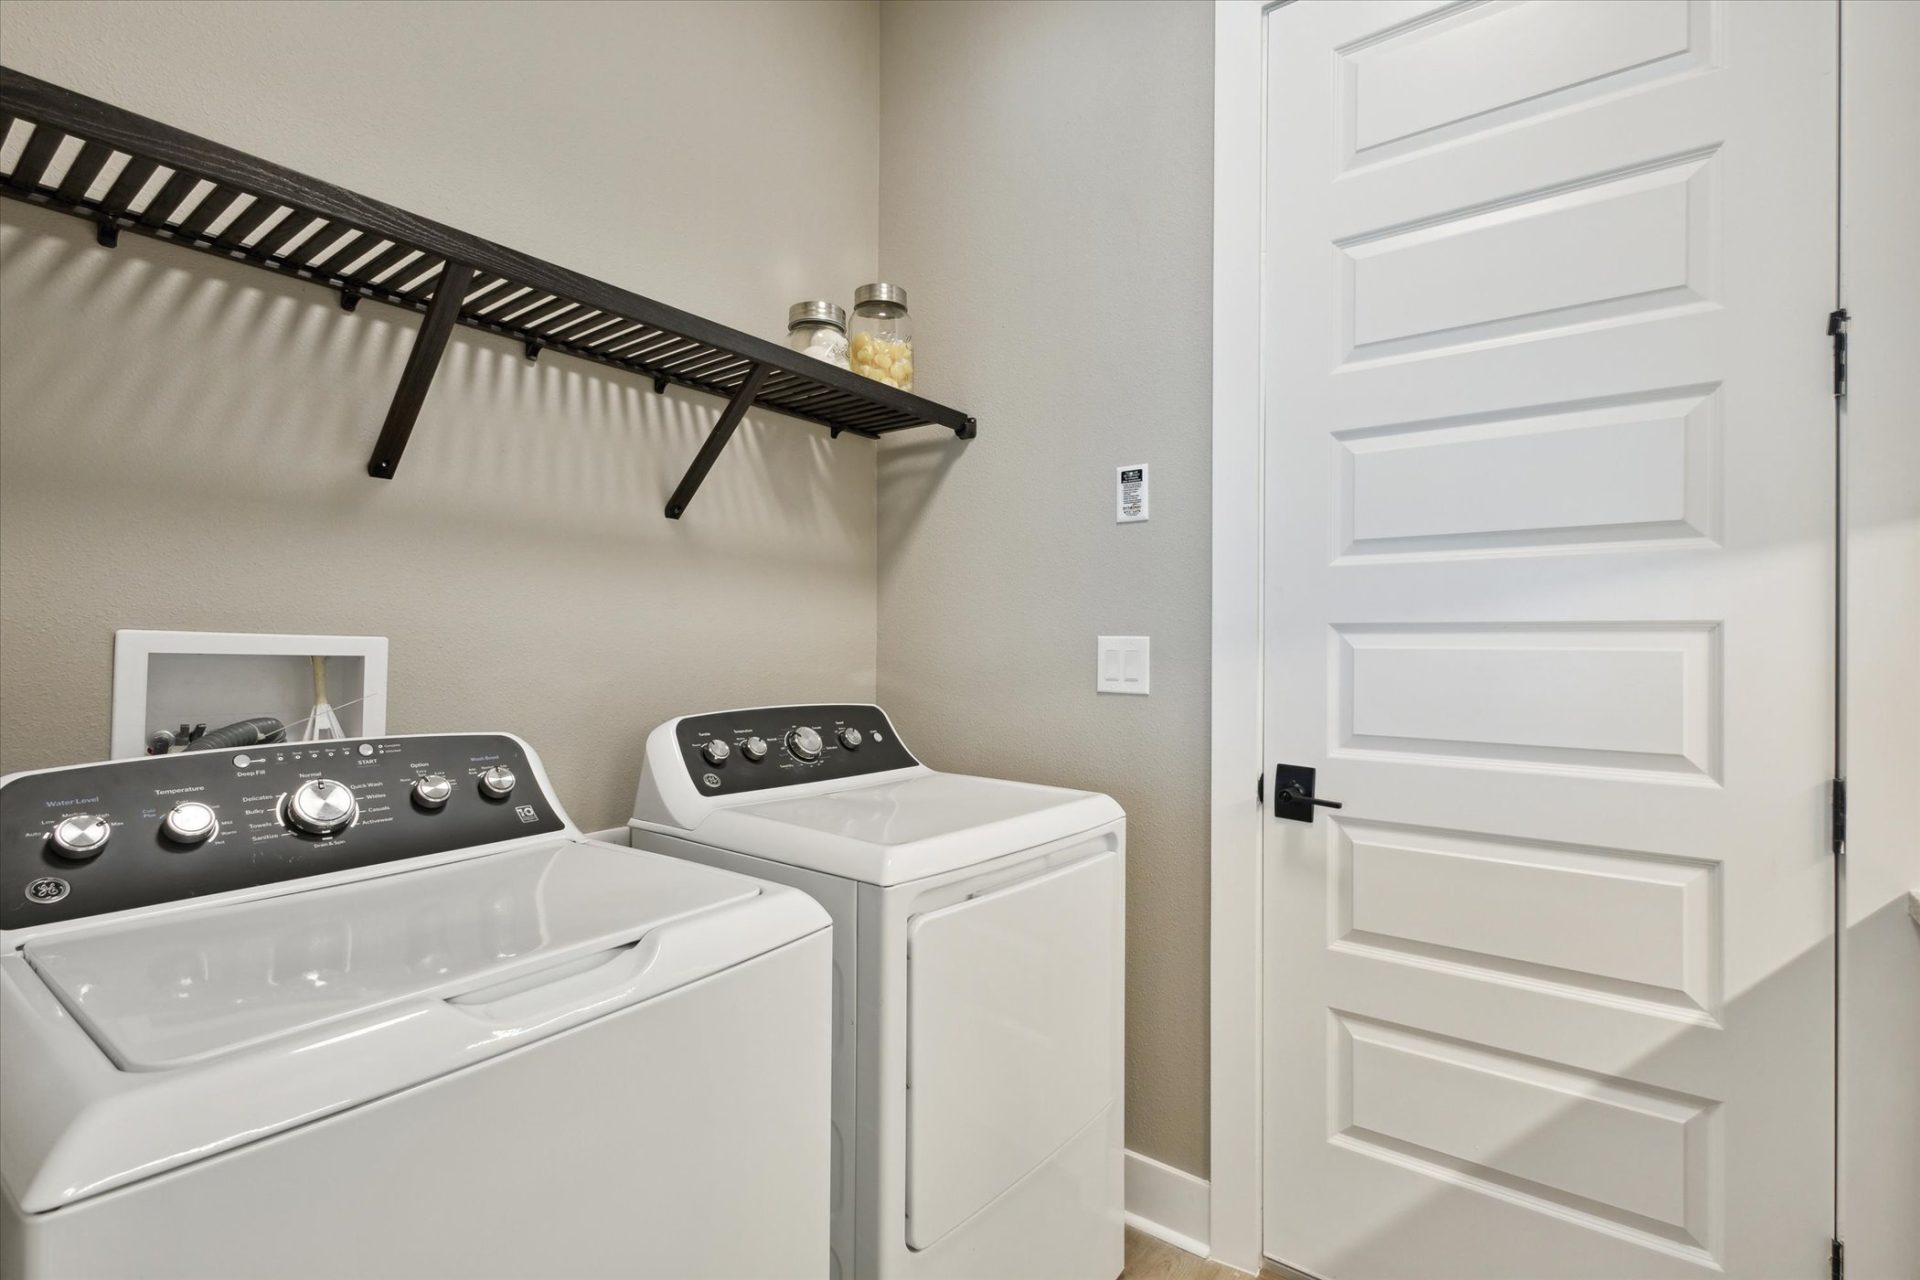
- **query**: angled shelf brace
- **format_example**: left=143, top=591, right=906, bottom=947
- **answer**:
left=367, top=262, right=474, bottom=479
left=0, top=66, right=977, bottom=519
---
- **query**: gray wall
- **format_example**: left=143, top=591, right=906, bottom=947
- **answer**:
left=874, top=1, right=1215, bottom=1177
left=1840, top=3, right=1920, bottom=1275
left=0, top=0, right=883, bottom=830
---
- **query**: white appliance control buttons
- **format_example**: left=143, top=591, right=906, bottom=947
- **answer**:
left=160, top=801, right=218, bottom=845
left=742, top=736, right=769, bottom=762
left=478, top=765, right=517, bottom=799
left=786, top=726, right=823, bottom=761
left=702, top=739, right=732, bottom=766
left=285, top=780, right=357, bottom=836
left=50, top=814, right=111, bottom=859
left=837, top=727, right=863, bottom=750
left=412, top=774, right=454, bottom=809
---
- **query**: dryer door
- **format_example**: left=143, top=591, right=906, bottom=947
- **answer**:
left=905, top=845, right=1121, bottom=1249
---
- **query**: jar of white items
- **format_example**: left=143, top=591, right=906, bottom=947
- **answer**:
left=848, top=283, right=912, bottom=390
left=786, top=301, right=850, bottom=369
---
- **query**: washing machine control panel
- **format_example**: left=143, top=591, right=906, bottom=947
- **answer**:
left=0, top=734, right=565, bottom=930
left=677, top=704, right=918, bottom=797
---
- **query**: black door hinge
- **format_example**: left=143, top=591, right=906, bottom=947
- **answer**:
left=1256, top=773, right=1264, bottom=804
left=1828, top=308, right=1849, bottom=398
left=1831, top=778, right=1848, bottom=856
left=1831, top=1236, right=1844, bottom=1280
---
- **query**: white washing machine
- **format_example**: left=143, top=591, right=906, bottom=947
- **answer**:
left=628, top=704, right=1125, bottom=1280
left=0, top=732, right=831, bottom=1280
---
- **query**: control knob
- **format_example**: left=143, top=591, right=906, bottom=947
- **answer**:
left=49, top=814, right=111, bottom=860
left=837, top=727, right=863, bottom=750
left=285, top=780, right=357, bottom=836
left=478, top=765, right=517, bottom=799
left=412, top=774, right=454, bottom=809
left=786, top=726, right=823, bottom=761
left=701, top=739, right=732, bottom=766
left=160, top=801, right=219, bottom=846
left=742, top=736, right=769, bottom=762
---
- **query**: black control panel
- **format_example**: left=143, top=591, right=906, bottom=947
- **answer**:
left=677, top=704, right=918, bottom=797
left=0, top=734, right=564, bottom=930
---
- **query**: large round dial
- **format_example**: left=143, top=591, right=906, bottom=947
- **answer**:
left=161, top=801, right=219, bottom=846
left=786, top=726, right=824, bottom=761
left=478, top=765, right=517, bottom=799
left=50, top=814, right=111, bottom=859
left=285, top=779, right=357, bottom=836
left=412, top=774, right=454, bottom=809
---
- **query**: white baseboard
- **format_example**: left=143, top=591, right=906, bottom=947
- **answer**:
left=1125, top=1149, right=1212, bottom=1258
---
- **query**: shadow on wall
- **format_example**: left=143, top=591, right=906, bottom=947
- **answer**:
left=0, top=202, right=868, bottom=554
left=875, top=431, right=969, bottom=580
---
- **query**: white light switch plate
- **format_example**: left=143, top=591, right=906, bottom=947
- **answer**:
left=1097, top=636, right=1150, bottom=694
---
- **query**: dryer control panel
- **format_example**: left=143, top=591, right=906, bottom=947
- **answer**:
left=0, top=734, right=565, bottom=930
left=675, top=704, right=918, bottom=797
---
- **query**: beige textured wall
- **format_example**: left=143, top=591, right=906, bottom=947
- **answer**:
left=0, top=0, right=882, bottom=829
left=874, top=1, right=1214, bottom=1176
left=1840, top=2, right=1920, bottom=1274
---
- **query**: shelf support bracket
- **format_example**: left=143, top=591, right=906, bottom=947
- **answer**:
left=366, top=260, right=474, bottom=479
left=664, top=362, right=770, bottom=519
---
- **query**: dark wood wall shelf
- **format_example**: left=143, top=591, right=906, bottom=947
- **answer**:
left=0, top=66, right=975, bottom=518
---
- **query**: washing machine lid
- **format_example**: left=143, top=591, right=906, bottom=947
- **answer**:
left=20, top=839, right=759, bottom=1071
left=668, top=772, right=1123, bottom=885
left=1, top=838, right=829, bottom=1214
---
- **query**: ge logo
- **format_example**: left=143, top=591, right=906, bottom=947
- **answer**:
left=514, top=805, right=538, bottom=823
left=25, top=876, right=69, bottom=904
left=702, top=773, right=723, bottom=789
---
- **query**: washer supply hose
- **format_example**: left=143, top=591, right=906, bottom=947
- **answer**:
left=186, top=717, right=287, bottom=751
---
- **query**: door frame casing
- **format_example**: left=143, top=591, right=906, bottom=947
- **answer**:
left=1208, top=0, right=1268, bottom=1271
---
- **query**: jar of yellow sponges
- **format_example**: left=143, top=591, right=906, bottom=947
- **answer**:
left=848, top=282, right=913, bottom=391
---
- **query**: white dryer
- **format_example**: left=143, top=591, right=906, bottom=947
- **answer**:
left=629, top=705, right=1125, bottom=1280
left=0, top=733, right=831, bottom=1280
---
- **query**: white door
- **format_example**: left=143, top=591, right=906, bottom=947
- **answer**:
left=1261, top=3, right=1837, bottom=1278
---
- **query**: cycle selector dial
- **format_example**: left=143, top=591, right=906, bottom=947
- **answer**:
left=478, top=765, right=517, bottom=799
left=285, top=780, right=357, bottom=836
left=837, top=727, right=863, bottom=750
left=701, top=739, right=732, bottom=766
left=786, top=726, right=823, bottom=761
left=411, top=774, right=454, bottom=809
left=160, top=801, right=218, bottom=845
left=50, top=814, right=111, bottom=859
left=742, top=736, right=769, bottom=762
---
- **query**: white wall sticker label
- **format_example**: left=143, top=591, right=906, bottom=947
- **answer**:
left=1117, top=464, right=1149, bottom=523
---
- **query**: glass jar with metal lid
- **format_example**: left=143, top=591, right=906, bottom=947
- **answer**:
left=848, top=283, right=912, bottom=391
left=787, top=300, right=850, bottom=370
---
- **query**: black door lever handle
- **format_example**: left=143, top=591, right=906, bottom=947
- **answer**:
left=1274, top=763, right=1342, bottom=823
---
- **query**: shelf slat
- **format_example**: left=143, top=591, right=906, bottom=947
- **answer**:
left=0, top=64, right=975, bottom=519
